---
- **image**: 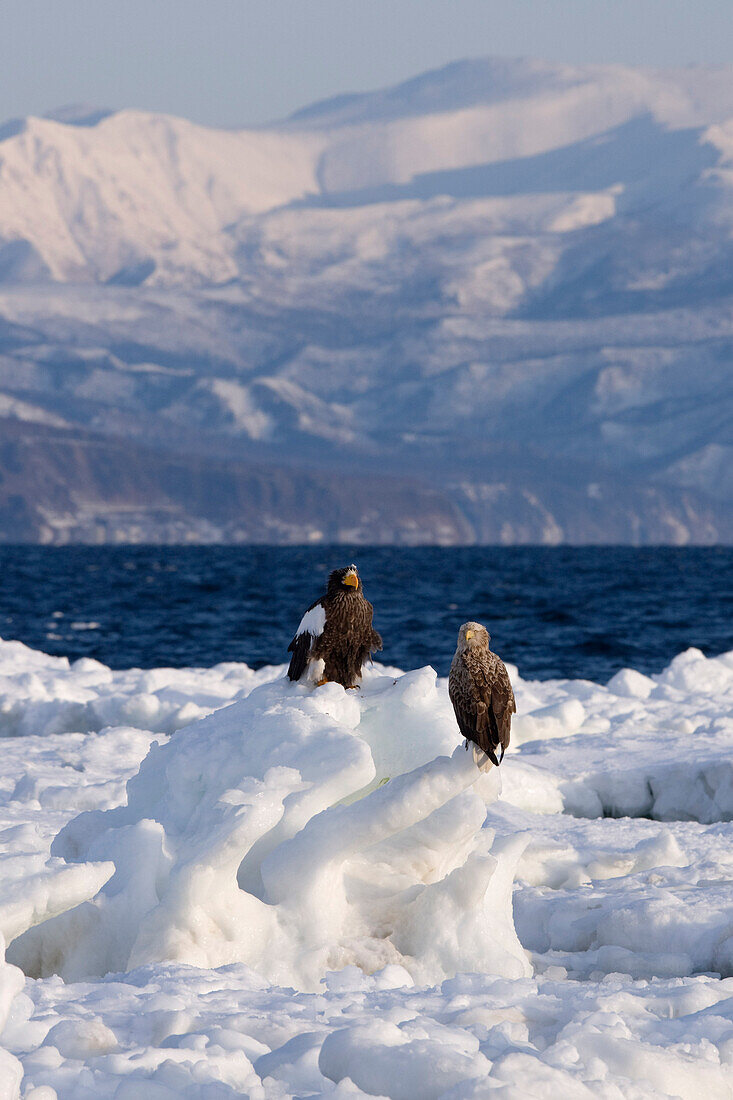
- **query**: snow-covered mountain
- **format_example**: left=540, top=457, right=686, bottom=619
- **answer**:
left=1, top=57, right=732, bottom=543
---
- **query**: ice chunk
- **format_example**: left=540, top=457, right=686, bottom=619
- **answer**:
left=9, top=676, right=529, bottom=990
left=607, top=667, right=655, bottom=699
left=512, top=698, right=585, bottom=745
left=319, top=1018, right=491, bottom=1100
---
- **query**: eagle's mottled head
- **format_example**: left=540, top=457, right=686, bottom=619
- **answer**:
left=328, top=564, right=361, bottom=592
left=457, top=621, right=490, bottom=651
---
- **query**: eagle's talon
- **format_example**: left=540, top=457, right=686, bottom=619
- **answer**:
left=314, top=677, right=330, bottom=687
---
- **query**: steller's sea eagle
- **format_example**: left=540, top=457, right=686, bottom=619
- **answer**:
left=287, top=564, right=382, bottom=688
left=449, top=621, right=516, bottom=769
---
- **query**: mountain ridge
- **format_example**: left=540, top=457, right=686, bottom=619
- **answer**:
left=1, top=56, right=731, bottom=544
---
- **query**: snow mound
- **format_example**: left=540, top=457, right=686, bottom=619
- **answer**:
left=0, top=638, right=279, bottom=740
left=9, top=673, right=530, bottom=991
left=508, top=647, right=733, bottom=824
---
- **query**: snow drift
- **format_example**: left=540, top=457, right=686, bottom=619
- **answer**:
left=8, top=670, right=530, bottom=990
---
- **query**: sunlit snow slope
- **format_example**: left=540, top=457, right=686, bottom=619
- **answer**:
left=1, top=58, right=732, bottom=543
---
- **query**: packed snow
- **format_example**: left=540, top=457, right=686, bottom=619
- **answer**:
left=0, top=636, right=732, bottom=1095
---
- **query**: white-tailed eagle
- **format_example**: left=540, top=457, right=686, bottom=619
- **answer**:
left=449, top=621, right=516, bottom=768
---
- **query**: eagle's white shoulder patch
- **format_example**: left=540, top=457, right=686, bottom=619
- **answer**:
left=296, top=602, right=326, bottom=638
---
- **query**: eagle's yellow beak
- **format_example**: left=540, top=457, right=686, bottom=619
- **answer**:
left=465, top=629, right=474, bottom=640
left=343, top=571, right=359, bottom=587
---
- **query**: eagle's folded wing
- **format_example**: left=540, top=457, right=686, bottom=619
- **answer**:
left=287, top=600, right=327, bottom=681
left=448, top=668, right=495, bottom=765
left=490, top=659, right=515, bottom=760
left=462, top=655, right=506, bottom=764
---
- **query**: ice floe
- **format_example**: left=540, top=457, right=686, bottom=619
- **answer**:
left=0, top=637, right=732, bottom=1096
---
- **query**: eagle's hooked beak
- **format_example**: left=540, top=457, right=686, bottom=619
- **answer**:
left=343, top=571, right=359, bottom=588
left=465, top=629, right=474, bottom=640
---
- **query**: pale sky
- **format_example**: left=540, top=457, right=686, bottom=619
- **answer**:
left=3, top=0, right=733, bottom=128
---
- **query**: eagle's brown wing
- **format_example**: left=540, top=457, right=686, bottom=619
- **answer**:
left=487, top=657, right=516, bottom=761
left=449, top=658, right=498, bottom=767
left=363, top=599, right=383, bottom=652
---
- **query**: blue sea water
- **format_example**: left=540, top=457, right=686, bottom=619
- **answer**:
left=0, top=546, right=730, bottom=682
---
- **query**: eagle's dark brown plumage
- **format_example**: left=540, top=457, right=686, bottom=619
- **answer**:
left=449, top=621, right=516, bottom=768
left=287, top=564, right=382, bottom=688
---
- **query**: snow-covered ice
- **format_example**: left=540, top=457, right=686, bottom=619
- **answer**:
left=0, top=636, right=733, bottom=1096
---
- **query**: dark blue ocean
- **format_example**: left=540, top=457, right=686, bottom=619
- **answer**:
left=0, top=546, right=730, bottom=682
